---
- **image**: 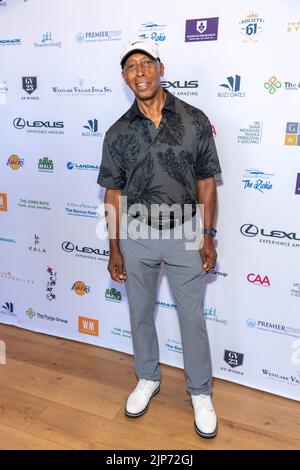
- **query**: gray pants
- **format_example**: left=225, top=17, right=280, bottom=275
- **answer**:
left=119, top=217, right=212, bottom=395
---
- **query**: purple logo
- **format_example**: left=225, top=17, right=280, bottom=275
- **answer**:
left=296, top=173, right=300, bottom=195
left=185, top=17, right=219, bottom=42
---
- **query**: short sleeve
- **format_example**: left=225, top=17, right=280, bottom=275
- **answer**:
left=195, top=115, right=221, bottom=180
left=97, top=133, right=126, bottom=189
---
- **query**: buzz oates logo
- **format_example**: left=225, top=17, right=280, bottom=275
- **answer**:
left=72, top=281, right=90, bottom=296
left=82, top=119, right=102, bottom=137
left=221, top=350, right=244, bottom=376
left=161, top=80, right=198, bottom=97
left=218, top=74, right=246, bottom=98
left=22, top=77, right=39, bottom=100
left=240, top=224, right=300, bottom=249
left=1, top=302, right=15, bottom=317
left=239, top=11, right=265, bottom=43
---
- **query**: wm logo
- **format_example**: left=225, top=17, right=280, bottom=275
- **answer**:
left=78, top=316, right=99, bottom=336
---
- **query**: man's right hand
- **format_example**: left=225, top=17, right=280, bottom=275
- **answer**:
left=107, top=250, right=127, bottom=283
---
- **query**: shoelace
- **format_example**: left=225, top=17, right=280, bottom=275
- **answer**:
left=193, top=395, right=213, bottom=411
left=136, top=379, right=155, bottom=393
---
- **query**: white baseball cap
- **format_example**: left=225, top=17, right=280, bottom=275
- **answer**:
left=120, top=39, right=160, bottom=68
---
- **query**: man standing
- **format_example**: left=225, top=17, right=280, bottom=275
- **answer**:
left=97, top=39, right=221, bottom=439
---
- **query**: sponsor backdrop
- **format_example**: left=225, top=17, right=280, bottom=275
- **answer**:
left=0, top=0, right=300, bottom=400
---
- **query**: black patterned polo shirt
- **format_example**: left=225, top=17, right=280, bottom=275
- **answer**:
left=97, top=90, right=221, bottom=222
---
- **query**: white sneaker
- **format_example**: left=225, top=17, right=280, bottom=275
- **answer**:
left=191, top=394, right=218, bottom=438
left=125, top=379, right=160, bottom=418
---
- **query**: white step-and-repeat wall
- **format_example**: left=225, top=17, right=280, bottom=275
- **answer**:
left=1, top=0, right=300, bottom=401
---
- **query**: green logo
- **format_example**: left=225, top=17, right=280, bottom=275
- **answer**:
left=38, top=157, right=53, bottom=172
left=105, top=287, right=121, bottom=302
left=26, top=307, right=36, bottom=319
left=264, top=76, right=282, bottom=95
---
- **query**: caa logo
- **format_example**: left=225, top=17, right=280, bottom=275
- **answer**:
left=247, top=273, right=270, bottom=287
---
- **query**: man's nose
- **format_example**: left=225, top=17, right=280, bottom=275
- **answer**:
left=136, top=64, right=144, bottom=76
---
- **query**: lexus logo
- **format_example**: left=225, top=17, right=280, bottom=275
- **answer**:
left=240, top=224, right=300, bottom=241
left=13, top=117, right=26, bottom=129
left=240, top=224, right=259, bottom=237
left=61, top=241, right=110, bottom=257
left=62, top=241, right=74, bottom=252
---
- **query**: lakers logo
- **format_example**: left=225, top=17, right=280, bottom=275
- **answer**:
left=72, top=281, right=90, bottom=296
left=7, top=154, right=24, bottom=170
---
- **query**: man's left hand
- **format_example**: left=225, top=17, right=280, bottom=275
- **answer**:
left=200, top=237, right=217, bottom=272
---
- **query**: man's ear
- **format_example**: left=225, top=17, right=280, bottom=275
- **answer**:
left=159, top=62, right=164, bottom=77
left=122, top=70, right=127, bottom=84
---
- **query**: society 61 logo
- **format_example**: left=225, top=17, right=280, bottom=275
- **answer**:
left=185, top=17, right=219, bottom=42
left=239, top=11, right=265, bottom=43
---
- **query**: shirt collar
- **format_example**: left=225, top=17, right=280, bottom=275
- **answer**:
left=127, top=89, right=176, bottom=121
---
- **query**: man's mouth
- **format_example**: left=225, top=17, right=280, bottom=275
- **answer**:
left=135, top=82, right=151, bottom=91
